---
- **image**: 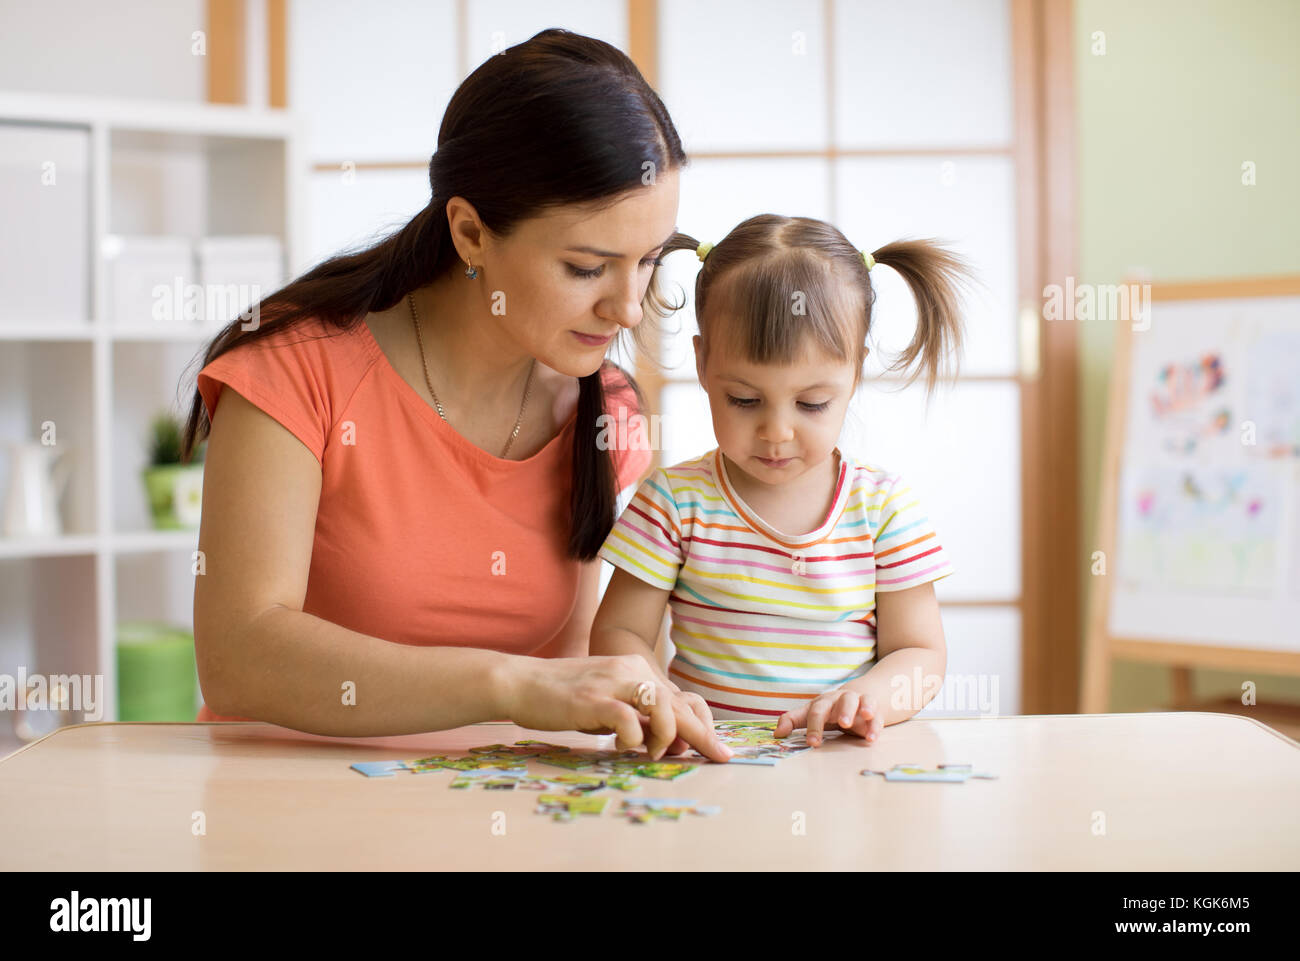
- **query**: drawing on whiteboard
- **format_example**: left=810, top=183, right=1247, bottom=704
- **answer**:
left=1243, top=331, right=1300, bottom=458
left=1119, top=465, right=1279, bottom=595
left=1143, top=352, right=1231, bottom=456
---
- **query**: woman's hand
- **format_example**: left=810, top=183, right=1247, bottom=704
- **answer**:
left=774, top=687, right=883, bottom=746
left=494, top=654, right=732, bottom=762
left=596, top=686, right=715, bottom=757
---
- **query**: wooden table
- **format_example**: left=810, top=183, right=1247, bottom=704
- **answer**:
left=1, top=712, right=1297, bottom=870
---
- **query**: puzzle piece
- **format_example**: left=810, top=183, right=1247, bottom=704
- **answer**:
left=350, top=760, right=410, bottom=778
left=628, top=761, right=697, bottom=780
left=448, top=768, right=528, bottom=789
left=860, top=763, right=998, bottom=783
left=619, top=798, right=722, bottom=824
left=535, top=794, right=609, bottom=821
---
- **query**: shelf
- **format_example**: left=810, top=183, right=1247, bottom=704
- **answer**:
left=0, top=534, right=100, bottom=560
left=0, top=324, right=231, bottom=342
left=0, top=531, right=203, bottom=558
left=0, top=324, right=95, bottom=341
left=0, top=91, right=298, bottom=141
left=111, top=529, right=199, bottom=554
left=0, top=92, right=299, bottom=724
left=110, top=324, right=229, bottom=342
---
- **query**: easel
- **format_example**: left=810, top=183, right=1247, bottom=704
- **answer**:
left=1081, top=275, right=1300, bottom=738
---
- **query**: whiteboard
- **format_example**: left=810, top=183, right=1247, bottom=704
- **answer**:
left=1108, top=293, right=1300, bottom=650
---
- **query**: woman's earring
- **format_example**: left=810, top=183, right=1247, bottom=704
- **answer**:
left=464, top=259, right=478, bottom=280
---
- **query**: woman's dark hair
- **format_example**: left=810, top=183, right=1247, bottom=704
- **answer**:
left=181, top=29, right=690, bottom=559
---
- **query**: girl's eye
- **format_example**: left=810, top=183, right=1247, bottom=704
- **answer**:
left=726, top=396, right=759, bottom=408
left=567, top=256, right=663, bottom=280
left=800, top=401, right=831, bottom=412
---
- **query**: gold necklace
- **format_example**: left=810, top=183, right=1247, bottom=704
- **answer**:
left=408, top=291, right=535, bottom=459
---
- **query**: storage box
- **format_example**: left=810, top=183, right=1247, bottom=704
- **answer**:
left=197, top=235, right=283, bottom=326
left=102, top=234, right=195, bottom=329
left=0, top=123, right=90, bottom=327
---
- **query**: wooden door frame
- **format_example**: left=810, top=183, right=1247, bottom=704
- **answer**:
left=206, top=0, right=288, bottom=107
left=1013, top=0, right=1079, bottom=713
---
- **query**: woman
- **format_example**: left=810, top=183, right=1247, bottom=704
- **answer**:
left=184, top=29, right=730, bottom=761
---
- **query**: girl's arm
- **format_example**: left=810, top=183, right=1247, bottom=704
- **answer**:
left=589, top=567, right=675, bottom=688
left=854, top=580, right=948, bottom=725
left=775, top=581, right=948, bottom=742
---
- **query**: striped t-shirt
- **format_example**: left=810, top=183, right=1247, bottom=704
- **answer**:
left=596, top=447, right=953, bottom=719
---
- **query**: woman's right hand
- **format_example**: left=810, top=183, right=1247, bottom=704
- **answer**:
left=494, top=654, right=734, bottom=762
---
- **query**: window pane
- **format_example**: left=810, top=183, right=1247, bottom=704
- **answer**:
left=466, top=0, right=627, bottom=64
left=916, top=606, right=1021, bottom=717
left=659, top=0, right=827, bottom=151
left=657, top=157, right=832, bottom=376
left=306, top=169, right=429, bottom=270
left=834, top=0, right=1013, bottom=148
left=659, top=380, right=718, bottom=469
left=835, top=156, right=1018, bottom=376
left=290, top=0, right=458, bottom=161
left=840, top=379, right=1021, bottom=601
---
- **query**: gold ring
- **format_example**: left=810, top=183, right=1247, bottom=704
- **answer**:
left=631, top=681, right=655, bottom=710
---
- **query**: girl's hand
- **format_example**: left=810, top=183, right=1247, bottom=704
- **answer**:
left=496, top=654, right=732, bottom=762
left=774, top=688, right=883, bottom=746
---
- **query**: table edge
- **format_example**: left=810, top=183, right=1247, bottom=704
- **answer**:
left=3, top=711, right=1296, bottom=765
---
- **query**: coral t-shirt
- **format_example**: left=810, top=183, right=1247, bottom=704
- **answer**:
left=193, top=316, right=652, bottom=722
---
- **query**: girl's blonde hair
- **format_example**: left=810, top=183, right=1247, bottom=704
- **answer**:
left=665, top=214, right=972, bottom=394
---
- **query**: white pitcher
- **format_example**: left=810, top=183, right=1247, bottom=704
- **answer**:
left=3, top=442, right=72, bottom=538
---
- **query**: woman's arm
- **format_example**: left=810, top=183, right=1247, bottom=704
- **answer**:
left=194, top=388, right=732, bottom=759
left=534, top=559, right=603, bottom=659
left=194, top=387, right=518, bottom=735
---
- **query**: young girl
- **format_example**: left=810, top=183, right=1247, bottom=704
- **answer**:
left=590, top=214, right=971, bottom=749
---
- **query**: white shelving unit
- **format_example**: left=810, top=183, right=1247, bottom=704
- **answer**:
left=0, top=92, right=304, bottom=728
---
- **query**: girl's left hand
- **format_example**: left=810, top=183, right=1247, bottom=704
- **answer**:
left=775, top=688, right=883, bottom=747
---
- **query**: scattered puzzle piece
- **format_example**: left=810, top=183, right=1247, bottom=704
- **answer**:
left=350, top=760, right=410, bottom=778
left=619, top=798, right=722, bottom=824
left=535, top=794, right=609, bottom=821
left=860, top=763, right=998, bottom=783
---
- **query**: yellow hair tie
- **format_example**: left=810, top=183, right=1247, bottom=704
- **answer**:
left=862, top=250, right=876, bottom=271
left=696, top=242, right=714, bottom=262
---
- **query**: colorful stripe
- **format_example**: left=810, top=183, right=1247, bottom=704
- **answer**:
left=596, top=447, right=954, bottom=717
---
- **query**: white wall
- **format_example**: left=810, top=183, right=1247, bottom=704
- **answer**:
left=0, top=0, right=205, bottom=101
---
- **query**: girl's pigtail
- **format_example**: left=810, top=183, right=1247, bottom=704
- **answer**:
left=870, top=239, right=974, bottom=395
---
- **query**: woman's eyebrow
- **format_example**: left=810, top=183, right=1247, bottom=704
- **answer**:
left=565, top=228, right=678, bottom=259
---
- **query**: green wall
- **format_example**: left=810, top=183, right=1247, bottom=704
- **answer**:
left=1074, top=0, right=1300, bottom=711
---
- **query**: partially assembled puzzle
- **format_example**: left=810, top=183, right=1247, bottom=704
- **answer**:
left=350, top=739, right=717, bottom=822
left=684, top=720, right=841, bottom=765
left=347, top=724, right=996, bottom=822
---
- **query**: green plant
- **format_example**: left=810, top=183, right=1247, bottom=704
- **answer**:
left=147, top=412, right=183, bottom=466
